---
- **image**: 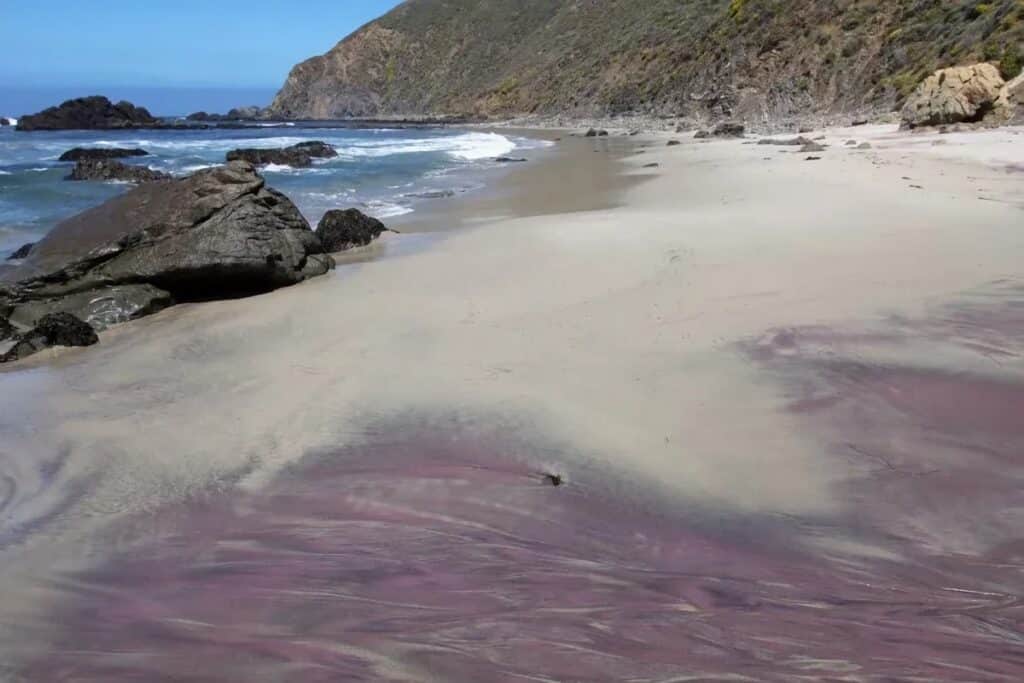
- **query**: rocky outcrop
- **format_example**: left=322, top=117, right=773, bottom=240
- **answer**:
left=315, top=209, right=389, bottom=252
left=16, top=96, right=159, bottom=131
left=226, top=106, right=268, bottom=121
left=59, top=147, right=149, bottom=162
left=225, top=141, right=338, bottom=168
left=694, top=122, right=746, bottom=139
left=901, top=64, right=1008, bottom=129
left=0, top=312, right=98, bottom=363
left=0, top=162, right=334, bottom=339
left=66, top=159, right=171, bottom=183
left=186, top=111, right=226, bottom=122
left=0, top=117, right=9, bottom=126
left=7, top=243, right=34, bottom=261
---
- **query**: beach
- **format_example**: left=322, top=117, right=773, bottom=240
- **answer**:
left=2, top=124, right=1024, bottom=680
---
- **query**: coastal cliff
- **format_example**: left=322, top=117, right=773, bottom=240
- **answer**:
left=269, top=0, right=1024, bottom=122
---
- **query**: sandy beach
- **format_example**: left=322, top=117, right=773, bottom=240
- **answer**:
left=2, top=123, right=1024, bottom=680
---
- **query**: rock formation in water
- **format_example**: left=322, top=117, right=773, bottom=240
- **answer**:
left=58, top=147, right=150, bottom=162
left=16, top=96, right=159, bottom=131
left=268, top=0, right=1024, bottom=124
left=226, top=141, right=338, bottom=168
left=0, top=162, right=334, bottom=338
left=66, top=159, right=171, bottom=183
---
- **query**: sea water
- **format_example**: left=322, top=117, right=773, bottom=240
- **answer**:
left=0, top=123, right=549, bottom=256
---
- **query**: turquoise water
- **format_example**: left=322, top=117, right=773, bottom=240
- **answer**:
left=0, top=123, right=548, bottom=255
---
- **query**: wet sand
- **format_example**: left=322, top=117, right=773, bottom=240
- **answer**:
left=2, top=124, right=1024, bottom=681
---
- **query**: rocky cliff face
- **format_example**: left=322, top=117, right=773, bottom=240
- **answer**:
left=269, top=0, right=1024, bottom=123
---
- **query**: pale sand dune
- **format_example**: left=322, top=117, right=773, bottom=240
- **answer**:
left=1, top=126, right=1023, bottom=675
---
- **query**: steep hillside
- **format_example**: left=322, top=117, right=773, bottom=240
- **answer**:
left=270, top=0, right=1024, bottom=123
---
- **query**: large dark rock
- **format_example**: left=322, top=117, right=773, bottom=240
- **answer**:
left=0, top=161, right=334, bottom=337
left=711, top=122, right=745, bottom=138
left=7, top=243, right=34, bottom=260
left=0, top=117, right=9, bottom=127
left=315, top=209, right=388, bottom=252
left=186, top=111, right=225, bottom=122
left=226, top=141, right=338, bottom=168
left=226, top=106, right=267, bottom=121
left=16, top=96, right=159, bottom=131
left=0, top=312, right=98, bottom=363
left=59, top=147, right=149, bottom=162
left=66, top=159, right=171, bottom=184
left=0, top=316, right=14, bottom=341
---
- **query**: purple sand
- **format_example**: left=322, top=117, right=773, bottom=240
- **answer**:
left=15, top=285, right=1024, bottom=682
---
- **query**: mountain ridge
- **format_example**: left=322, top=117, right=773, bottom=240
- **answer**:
left=269, top=0, right=1024, bottom=125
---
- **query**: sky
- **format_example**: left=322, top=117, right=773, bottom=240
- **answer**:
left=0, top=0, right=403, bottom=115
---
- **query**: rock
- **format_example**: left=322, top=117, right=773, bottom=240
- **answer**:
left=7, top=243, right=34, bottom=260
left=800, top=142, right=826, bottom=153
left=805, top=156, right=822, bottom=161
left=186, top=111, right=225, bottom=122
left=584, top=128, right=608, bottom=137
left=642, top=162, right=660, bottom=168
left=901, top=63, right=1007, bottom=129
left=851, top=119, right=869, bottom=126
left=226, top=141, right=337, bottom=168
left=542, top=473, right=564, bottom=487
left=666, top=140, right=681, bottom=146
left=857, top=142, right=872, bottom=149
left=316, top=209, right=388, bottom=252
left=66, top=159, right=171, bottom=183
left=494, top=156, right=527, bottom=162
left=226, top=106, right=266, bottom=121
left=798, top=126, right=814, bottom=133
left=6, top=284, right=174, bottom=331
left=0, top=312, right=98, bottom=363
left=711, top=122, right=745, bottom=138
left=59, top=147, right=149, bottom=162
left=0, top=316, right=14, bottom=341
left=758, top=136, right=813, bottom=146
left=16, top=96, right=158, bottom=131
left=844, top=140, right=858, bottom=146
left=694, top=130, right=710, bottom=139
left=0, top=161, right=334, bottom=331
left=0, top=117, right=9, bottom=126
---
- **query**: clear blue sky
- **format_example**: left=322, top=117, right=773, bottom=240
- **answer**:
left=0, top=0, right=403, bottom=114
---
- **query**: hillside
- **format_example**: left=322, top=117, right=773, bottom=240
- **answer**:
left=269, top=0, right=1024, bottom=123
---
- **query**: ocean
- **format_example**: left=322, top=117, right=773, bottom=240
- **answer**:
left=0, top=123, right=550, bottom=256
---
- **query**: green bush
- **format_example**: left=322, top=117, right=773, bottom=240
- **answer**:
left=1001, top=44, right=1022, bottom=79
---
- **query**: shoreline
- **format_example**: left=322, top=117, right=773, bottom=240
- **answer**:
left=1, top=121, right=1024, bottom=679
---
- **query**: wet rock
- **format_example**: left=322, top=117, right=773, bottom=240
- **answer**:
left=901, top=63, right=1008, bottom=129
left=0, top=161, right=333, bottom=333
left=16, top=96, right=158, bottom=131
left=0, top=312, right=98, bottom=363
left=58, top=147, right=150, bottom=162
left=66, top=159, right=171, bottom=183
left=0, top=117, right=9, bottom=127
left=542, top=472, right=564, bottom=487
left=316, top=208, right=389, bottom=252
left=495, top=156, right=527, bottom=162
left=584, top=128, right=608, bottom=137
left=226, top=141, right=337, bottom=168
left=6, top=243, right=34, bottom=261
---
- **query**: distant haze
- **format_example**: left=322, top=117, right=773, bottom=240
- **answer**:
left=0, top=86, right=281, bottom=118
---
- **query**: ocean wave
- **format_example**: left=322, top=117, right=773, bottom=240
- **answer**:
left=0, top=170, right=10, bottom=175
left=336, top=132, right=516, bottom=161
left=363, top=201, right=414, bottom=218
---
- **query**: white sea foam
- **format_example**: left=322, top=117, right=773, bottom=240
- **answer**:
left=336, top=132, right=517, bottom=161
left=0, top=170, right=10, bottom=175
left=261, top=163, right=294, bottom=173
left=363, top=201, right=414, bottom=218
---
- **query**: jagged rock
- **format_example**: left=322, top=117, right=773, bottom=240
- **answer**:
left=0, top=162, right=334, bottom=335
left=0, top=312, right=98, bottom=363
left=901, top=63, right=1007, bottom=129
left=316, top=209, right=389, bottom=252
left=7, top=243, right=34, bottom=260
left=226, top=141, right=337, bottom=168
left=59, top=147, right=149, bottom=162
left=712, top=122, right=745, bottom=138
left=16, top=96, right=158, bottom=131
left=66, top=159, right=171, bottom=183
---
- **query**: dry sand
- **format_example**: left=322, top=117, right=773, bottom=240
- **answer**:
left=1, top=123, right=1023, bottom=680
